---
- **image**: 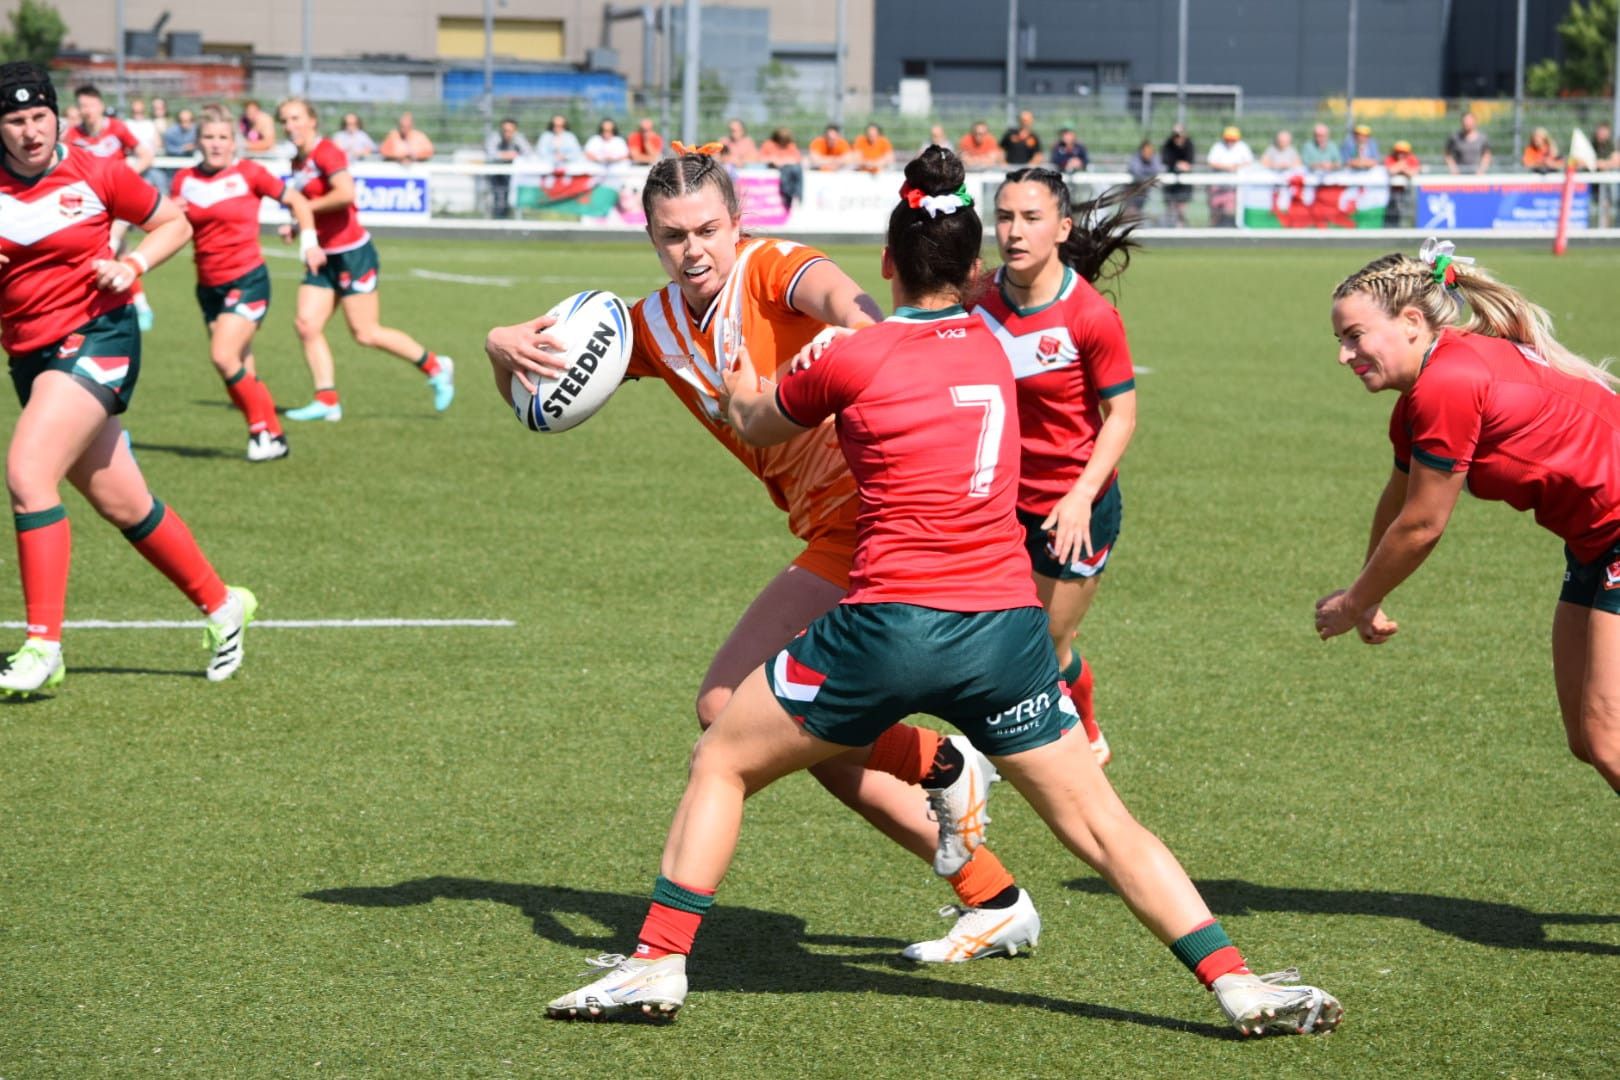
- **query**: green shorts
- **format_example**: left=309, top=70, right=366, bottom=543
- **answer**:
left=1019, top=478, right=1123, bottom=580
left=197, top=263, right=271, bottom=326
left=303, top=239, right=380, bottom=297
left=768, top=602, right=1072, bottom=757
left=7, top=305, right=142, bottom=415
left=1560, top=540, right=1620, bottom=616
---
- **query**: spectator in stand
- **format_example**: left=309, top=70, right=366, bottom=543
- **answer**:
left=332, top=113, right=377, bottom=161
left=239, top=100, right=276, bottom=153
left=1206, top=125, right=1253, bottom=227
left=1522, top=127, right=1562, bottom=173
left=957, top=120, right=1002, bottom=169
left=1160, top=122, right=1195, bottom=226
left=1301, top=123, right=1341, bottom=172
left=1261, top=129, right=1301, bottom=170
left=1593, top=122, right=1617, bottom=227
left=164, top=107, right=197, bottom=157
left=124, top=97, right=162, bottom=186
left=380, top=111, right=434, bottom=163
left=920, top=123, right=950, bottom=155
left=149, top=97, right=170, bottom=137
left=852, top=123, right=894, bottom=173
left=1127, top=138, right=1162, bottom=218
left=809, top=123, right=852, bottom=170
left=1444, top=110, right=1492, bottom=174
left=1382, top=138, right=1421, bottom=227
left=1001, top=109, right=1042, bottom=166
left=722, top=119, right=758, bottom=165
left=58, top=103, right=80, bottom=141
left=758, top=127, right=803, bottom=209
left=537, top=115, right=584, bottom=170
left=1342, top=124, right=1380, bottom=170
left=585, top=118, right=631, bottom=174
left=485, top=117, right=531, bottom=220
left=1050, top=127, right=1088, bottom=172
left=628, top=117, right=664, bottom=163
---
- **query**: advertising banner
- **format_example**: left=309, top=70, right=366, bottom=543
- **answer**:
left=1413, top=179, right=1588, bottom=231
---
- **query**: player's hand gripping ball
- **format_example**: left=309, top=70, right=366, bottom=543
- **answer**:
left=510, top=290, right=632, bottom=432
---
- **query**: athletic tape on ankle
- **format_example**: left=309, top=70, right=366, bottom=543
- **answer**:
left=15, top=505, right=66, bottom=532
left=651, top=876, right=715, bottom=914
left=120, top=499, right=166, bottom=543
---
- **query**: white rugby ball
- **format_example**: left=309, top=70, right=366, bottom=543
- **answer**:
left=510, top=290, right=632, bottom=433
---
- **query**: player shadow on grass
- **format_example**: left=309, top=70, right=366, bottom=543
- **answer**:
left=1064, top=878, right=1620, bottom=956
left=73, top=665, right=207, bottom=679
left=303, top=876, right=1229, bottom=1037
left=127, top=440, right=237, bottom=461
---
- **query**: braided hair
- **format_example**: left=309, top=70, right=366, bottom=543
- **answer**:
left=1334, top=253, right=1616, bottom=389
left=641, top=150, right=741, bottom=223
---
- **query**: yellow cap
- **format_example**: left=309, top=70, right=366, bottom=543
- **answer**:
left=1222, top=126, right=1241, bottom=140
left=1354, top=124, right=1372, bottom=135
left=1393, top=139, right=1412, bottom=152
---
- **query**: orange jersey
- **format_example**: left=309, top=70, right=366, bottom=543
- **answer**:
left=626, top=238, right=858, bottom=540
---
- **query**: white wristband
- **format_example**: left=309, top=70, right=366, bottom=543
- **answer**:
left=124, top=250, right=150, bottom=275
left=298, top=231, right=319, bottom=258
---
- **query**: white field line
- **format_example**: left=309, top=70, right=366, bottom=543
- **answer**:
left=408, top=268, right=518, bottom=287
left=2, top=618, right=515, bottom=630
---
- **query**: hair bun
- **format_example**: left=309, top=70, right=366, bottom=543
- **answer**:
left=903, top=145, right=965, bottom=198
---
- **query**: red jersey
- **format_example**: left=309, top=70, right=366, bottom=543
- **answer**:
left=1390, top=328, right=1620, bottom=562
left=287, top=138, right=367, bottom=252
left=625, top=238, right=857, bottom=541
left=172, top=159, right=285, bottom=286
left=775, top=305, right=1039, bottom=611
left=68, top=118, right=139, bottom=161
left=973, top=266, right=1136, bottom=515
left=0, top=145, right=161, bottom=354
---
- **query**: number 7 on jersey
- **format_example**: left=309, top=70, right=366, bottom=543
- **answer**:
left=950, top=384, right=1006, bottom=497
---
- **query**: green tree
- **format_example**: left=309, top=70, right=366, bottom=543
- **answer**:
left=1526, top=0, right=1616, bottom=96
left=756, top=59, right=799, bottom=119
left=0, top=0, right=68, bottom=68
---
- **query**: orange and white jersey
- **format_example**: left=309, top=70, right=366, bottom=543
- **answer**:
left=626, top=237, right=858, bottom=540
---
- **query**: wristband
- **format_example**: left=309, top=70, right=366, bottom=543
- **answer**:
left=122, top=251, right=149, bottom=277
left=298, top=231, right=318, bottom=258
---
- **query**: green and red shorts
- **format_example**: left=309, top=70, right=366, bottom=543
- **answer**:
left=768, top=601, right=1072, bottom=757
left=303, top=239, right=381, bottom=298
left=1019, top=478, right=1123, bottom=581
left=1560, top=538, right=1620, bottom=616
left=197, top=263, right=272, bottom=325
left=7, top=304, right=142, bottom=415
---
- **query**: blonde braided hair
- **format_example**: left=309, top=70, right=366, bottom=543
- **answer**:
left=1333, top=252, right=1617, bottom=390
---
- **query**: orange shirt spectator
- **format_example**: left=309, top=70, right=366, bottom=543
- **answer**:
left=628, top=118, right=664, bottom=163
left=1522, top=128, right=1562, bottom=173
left=809, top=125, right=852, bottom=170
left=758, top=128, right=802, bottom=166
left=723, top=119, right=759, bottom=165
left=380, top=111, right=434, bottom=162
left=957, top=122, right=1002, bottom=169
left=852, top=124, right=894, bottom=172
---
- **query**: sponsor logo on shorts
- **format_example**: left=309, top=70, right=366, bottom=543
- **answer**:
left=224, top=288, right=242, bottom=307
left=1036, top=334, right=1063, bottom=365
left=1605, top=559, right=1620, bottom=591
left=57, top=333, right=85, bottom=359
left=985, top=689, right=1054, bottom=738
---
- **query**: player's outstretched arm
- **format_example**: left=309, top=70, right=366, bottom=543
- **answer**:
left=721, top=343, right=806, bottom=446
left=485, top=317, right=572, bottom=396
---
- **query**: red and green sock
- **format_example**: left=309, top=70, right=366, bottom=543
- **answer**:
left=15, top=506, right=70, bottom=641
left=1171, top=919, right=1251, bottom=989
left=224, top=367, right=283, bottom=437
left=121, top=499, right=228, bottom=614
left=415, top=350, right=443, bottom=378
left=635, top=876, right=715, bottom=959
left=1059, top=652, right=1101, bottom=744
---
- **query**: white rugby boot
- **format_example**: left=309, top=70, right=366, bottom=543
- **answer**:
left=0, top=638, right=64, bottom=695
left=924, top=735, right=998, bottom=876
left=204, top=586, right=257, bottom=682
left=546, top=953, right=688, bottom=1021
left=1214, top=968, right=1344, bottom=1036
left=246, top=431, right=289, bottom=462
left=901, top=888, right=1041, bottom=963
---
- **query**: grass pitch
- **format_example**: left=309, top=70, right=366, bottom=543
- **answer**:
left=2, top=237, right=1617, bottom=1078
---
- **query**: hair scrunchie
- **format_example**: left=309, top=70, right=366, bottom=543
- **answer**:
left=899, top=181, right=975, bottom=219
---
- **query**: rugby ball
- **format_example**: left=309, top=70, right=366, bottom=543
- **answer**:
left=510, top=290, right=632, bottom=432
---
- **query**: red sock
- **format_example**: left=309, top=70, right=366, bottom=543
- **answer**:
left=246, top=375, right=283, bottom=436
left=315, top=388, right=340, bottom=407
left=1072, top=657, right=1100, bottom=743
left=15, top=509, right=70, bottom=641
left=224, top=370, right=263, bottom=433
left=417, top=351, right=442, bottom=377
left=122, top=500, right=228, bottom=613
left=865, top=723, right=944, bottom=785
left=947, top=847, right=1017, bottom=908
left=635, top=877, right=715, bottom=959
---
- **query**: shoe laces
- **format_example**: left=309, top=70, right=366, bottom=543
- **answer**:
left=1258, top=967, right=1302, bottom=986
left=8, top=640, right=54, bottom=666
left=581, top=952, right=631, bottom=974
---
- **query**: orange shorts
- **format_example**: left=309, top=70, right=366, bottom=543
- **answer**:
left=791, top=500, right=858, bottom=591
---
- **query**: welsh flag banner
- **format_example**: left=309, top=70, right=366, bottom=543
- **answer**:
left=1241, top=168, right=1390, bottom=229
